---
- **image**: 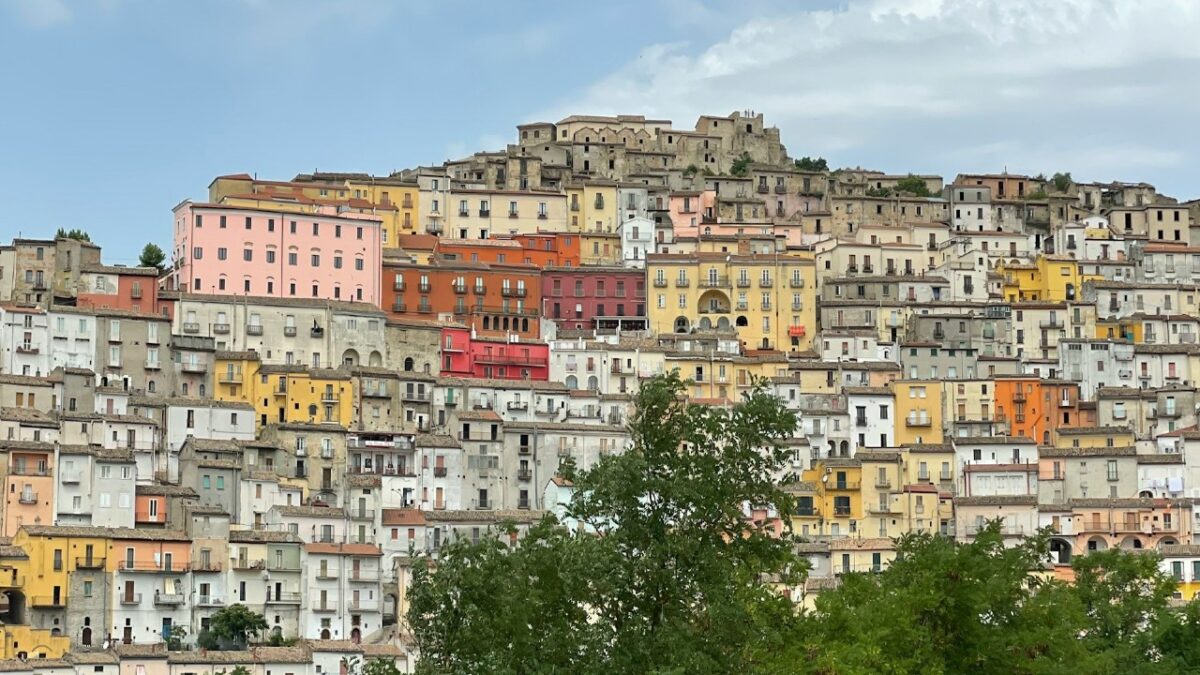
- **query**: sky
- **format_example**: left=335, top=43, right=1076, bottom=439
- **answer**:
left=2, top=0, right=1199, bottom=263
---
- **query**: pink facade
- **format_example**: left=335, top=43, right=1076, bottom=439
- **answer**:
left=440, top=327, right=549, bottom=380
left=171, top=202, right=381, bottom=305
left=541, top=266, right=648, bottom=332
left=667, top=190, right=716, bottom=241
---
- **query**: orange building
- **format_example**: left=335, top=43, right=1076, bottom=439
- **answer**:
left=76, top=264, right=162, bottom=314
left=994, top=376, right=1082, bottom=444
left=380, top=260, right=542, bottom=340
left=4, top=443, right=55, bottom=536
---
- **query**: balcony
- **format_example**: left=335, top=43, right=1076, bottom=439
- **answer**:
left=759, top=278, right=774, bottom=288
left=196, top=595, right=225, bottom=607
left=118, top=594, right=142, bottom=606
left=418, top=282, right=432, bottom=293
left=17, top=492, right=37, bottom=505
left=266, top=591, right=301, bottom=605
left=183, top=322, right=200, bottom=334
left=757, top=183, right=769, bottom=194
left=320, top=392, right=340, bottom=403
left=15, top=344, right=38, bottom=354
left=417, top=304, right=433, bottom=314
left=473, top=285, right=486, bottom=295
left=312, top=603, right=339, bottom=613
left=474, top=499, right=493, bottom=510
left=393, top=280, right=406, bottom=291
left=218, top=370, right=243, bottom=384
left=905, top=414, right=932, bottom=427
left=1039, top=318, right=1064, bottom=329
left=480, top=209, right=491, bottom=217
left=875, top=477, right=892, bottom=489
left=518, top=445, right=532, bottom=455
left=653, top=278, right=668, bottom=288
left=1012, top=391, right=1027, bottom=402
left=192, top=560, right=222, bottom=573
left=363, top=386, right=390, bottom=398
left=675, top=278, right=690, bottom=288
left=833, top=506, right=852, bottom=516
left=830, top=482, right=860, bottom=491
left=392, top=302, right=408, bottom=313
left=700, top=276, right=731, bottom=288
left=311, top=326, right=325, bottom=337
left=868, top=503, right=898, bottom=515
left=736, top=277, right=751, bottom=288
left=433, top=467, right=448, bottom=478
left=154, top=592, right=185, bottom=606
left=518, top=497, right=531, bottom=509
left=74, top=557, right=105, bottom=570
left=794, top=507, right=820, bottom=517
left=500, top=287, right=528, bottom=298
left=775, top=184, right=788, bottom=194
left=349, top=570, right=380, bottom=583
left=517, top=468, right=533, bottom=481
left=855, top=416, right=868, bottom=427
left=212, top=323, right=230, bottom=335
left=144, top=359, right=161, bottom=370
left=118, top=560, right=189, bottom=573
left=243, top=324, right=264, bottom=336
left=60, top=470, right=81, bottom=484
left=277, top=325, right=295, bottom=337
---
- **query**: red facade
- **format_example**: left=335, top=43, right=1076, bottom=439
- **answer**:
left=541, top=266, right=648, bottom=331
left=440, top=327, right=549, bottom=381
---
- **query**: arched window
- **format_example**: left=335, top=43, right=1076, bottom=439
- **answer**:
left=565, top=375, right=578, bottom=389
left=404, top=357, right=414, bottom=372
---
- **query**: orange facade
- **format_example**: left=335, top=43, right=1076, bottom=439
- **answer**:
left=995, top=377, right=1082, bottom=444
left=77, top=267, right=163, bottom=314
left=380, top=260, right=542, bottom=340
left=4, top=449, right=54, bottom=536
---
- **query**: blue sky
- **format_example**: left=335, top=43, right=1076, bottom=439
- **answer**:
left=2, top=0, right=1198, bottom=262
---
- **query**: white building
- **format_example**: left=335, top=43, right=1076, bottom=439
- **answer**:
left=0, top=305, right=50, bottom=376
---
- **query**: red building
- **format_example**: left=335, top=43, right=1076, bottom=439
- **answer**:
left=381, top=259, right=542, bottom=340
left=440, top=327, right=549, bottom=381
left=541, top=266, right=647, bottom=332
left=434, top=233, right=581, bottom=268
left=76, top=264, right=164, bottom=315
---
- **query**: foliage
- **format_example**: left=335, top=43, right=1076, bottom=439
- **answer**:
left=55, top=228, right=90, bottom=242
left=866, top=187, right=893, bottom=197
left=265, top=631, right=296, bottom=646
left=1027, top=189, right=1049, bottom=200
left=1051, top=171, right=1073, bottom=193
left=362, top=658, right=404, bottom=675
left=138, top=242, right=167, bottom=272
left=407, top=372, right=805, bottom=674
left=766, top=524, right=1200, bottom=674
left=702, top=167, right=715, bottom=177
left=216, top=667, right=252, bottom=675
left=207, top=604, right=269, bottom=648
left=894, top=174, right=932, bottom=197
left=730, top=152, right=753, bottom=177
left=196, top=629, right=219, bottom=650
left=166, top=625, right=187, bottom=650
left=794, top=156, right=829, bottom=172
left=683, top=164, right=699, bottom=176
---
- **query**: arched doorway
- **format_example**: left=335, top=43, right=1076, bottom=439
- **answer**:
left=839, top=440, right=850, bottom=457
left=1120, top=536, right=1143, bottom=550
left=350, top=628, right=361, bottom=644
left=673, top=317, right=690, bottom=333
left=1049, top=538, right=1072, bottom=565
left=342, top=349, right=360, bottom=367
left=698, top=317, right=712, bottom=330
left=1086, top=536, right=1108, bottom=552
left=717, top=317, right=731, bottom=330
left=369, top=351, right=383, bottom=367
left=736, top=316, right=749, bottom=328
left=321, top=629, right=331, bottom=639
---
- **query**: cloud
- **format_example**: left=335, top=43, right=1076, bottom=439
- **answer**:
left=8, top=0, right=72, bottom=26
left=537, top=0, right=1200, bottom=194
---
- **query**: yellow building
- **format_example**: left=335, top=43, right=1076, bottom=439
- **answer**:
left=646, top=252, right=818, bottom=352
left=214, top=354, right=354, bottom=428
left=565, top=180, right=619, bottom=234
left=579, top=232, right=623, bottom=266
left=997, top=256, right=1103, bottom=303
left=8, top=526, right=107, bottom=657
left=828, top=537, right=896, bottom=575
left=445, top=189, right=567, bottom=239
left=210, top=173, right=419, bottom=247
left=790, top=458, right=863, bottom=538
left=892, top=381, right=945, bottom=446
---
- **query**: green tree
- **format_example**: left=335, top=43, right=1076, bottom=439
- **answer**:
left=683, top=164, right=699, bottom=176
left=166, top=624, right=187, bottom=650
left=894, top=174, right=931, bottom=197
left=793, top=156, right=829, bottom=172
left=1051, top=171, right=1073, bottom=193
left=138, top=242, right=167, bottom=273
left=55, top=228, right=90, bottom=242
left=730, top=152, right=753, bottom=176
left=207, top=604, right=269, bottom=648
left=362, top=658, right=403, bottom=675
left=407, top=372, right=805, bottom=674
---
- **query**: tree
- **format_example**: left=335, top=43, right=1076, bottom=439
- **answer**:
left=730, top=152, right=753, bottom=177
left=407, top=372, right=806, bottom=674
left=362, top=658, right=403, bottom=675
left=138, top=242, right=167, bottom=273
left=55, top=228, right=90, bottom=242
left=683, top=164, right=700, bottom=176
left=1051, top=171, right=1073, bottom=193
left=793, top=156, right=829, bottom=172
left=894, top=174, right=932, bottom=197
left=207, top=604, right=269, bottom=648
left=166, top=624, right=187, bottom=650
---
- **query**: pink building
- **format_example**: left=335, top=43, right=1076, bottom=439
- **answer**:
left=667, top=190, right=717, bottom=243
left=170, top=201, right=382, bottom=305
left=440, top=327, right=549, bottom=381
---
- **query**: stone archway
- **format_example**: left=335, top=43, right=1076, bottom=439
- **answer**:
left=1049, top=537, right=1073, bottom=565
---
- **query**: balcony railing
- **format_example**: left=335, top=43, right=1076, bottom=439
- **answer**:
left=218, top=370, right=243, bottom=383
left=118, top=594, right=142, bottom=606
left=246, top=325, right=264, bottom=336
left=433, top=467, right=448, bottom=478
left=75, top=557, right=105, bottom=570
left=196, top=595, right=225, bottom=607
left=118, top=560, right=189, bottom=573
left=182, top=322, right=200, bottom=334
left=266, top=591, right=302, bottom=605
left=517, top=468, right=533, bottom=481
left=181, top=362, right=208, bottom=373
left=154, top=592, right=185, bottom=606
left=212, top=323, right=230, bottom=334
left=906, top=414, right=932, bottom=427
left=18, top=492, right=37, bottom=505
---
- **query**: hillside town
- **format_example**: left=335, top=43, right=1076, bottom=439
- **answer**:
left=2, top=109, right=1200, bottom=670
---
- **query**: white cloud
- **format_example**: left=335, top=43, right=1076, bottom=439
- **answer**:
left=539, top=0, right=1200, bottom=194
left=8, top=0, right=72, bottom=26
